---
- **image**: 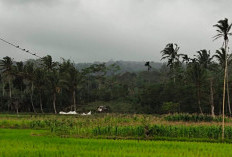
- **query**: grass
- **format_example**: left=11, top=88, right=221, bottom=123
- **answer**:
left=1, top=129, right=232, bottom=157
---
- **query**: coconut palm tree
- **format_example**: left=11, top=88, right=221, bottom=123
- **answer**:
left=0, top=56, right=14, bottom=99
left=0, top=74, right=3, bottom=97
left=214, top=48, right=232, bottom=116
left=145, top=62, right=152, bottom=71
left=59, top=59, right=82, bottom=111
left=214, top=48, right=227, bottom=68
left=41, top=55, right=57, bottom=72
left=196, top=50, right=215, bottom=117
left=161, top=43, right=181, bottom=83
left=196, top=50, right=213, bottom=69
left=47, top=69, right=62, bottom=114
left=15, top=62, right=25, bottom=96
left=24, top=61, right=37, bottom=113
left=14, top=61, right=26, bottom=114
left=187, top=59, right=206, bottom=114
left=34, top=68, right=46, bottom=113
left=182, top=54, right=190, bottom=64
left=213, top=18, right=232, bottom=139
left=41, top=55, right=61, bottom=113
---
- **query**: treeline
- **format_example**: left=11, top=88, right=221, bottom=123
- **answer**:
left=0, top=55, right=117, bottom=114
left=0, top=48, right=228, bottom=115
left=0, top=18, right=231, bottom=115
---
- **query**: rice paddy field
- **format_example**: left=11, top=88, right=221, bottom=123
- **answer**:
left=1, top=113, right=232, bottom=156
left=1, top=129, right=232, bottom=157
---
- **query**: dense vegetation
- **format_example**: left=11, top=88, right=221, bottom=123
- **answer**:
left=0, top=49, right=228, bottom=115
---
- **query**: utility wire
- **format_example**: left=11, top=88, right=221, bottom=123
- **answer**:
left=0, top=37, right=42, bottom=59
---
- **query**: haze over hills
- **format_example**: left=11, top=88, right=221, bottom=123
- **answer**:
left=9, top=58, right=163, bottom=74
left=75, top=60, right=163, bottom=73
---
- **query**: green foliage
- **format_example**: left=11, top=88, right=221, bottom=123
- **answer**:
left=164, top=113, right=229, bottom=122
left=162, top=102, right=179, bottom=114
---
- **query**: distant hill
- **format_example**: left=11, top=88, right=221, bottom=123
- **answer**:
left=13, top=59, right=163, bottom=74
left=75, top=61, right=163, bottom=73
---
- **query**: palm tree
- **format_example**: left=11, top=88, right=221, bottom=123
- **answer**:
left=213, top=18, right=232, bottom=139
left=0, top=74, right=3, bottom=97
left=196, top=50, right=215, bottom=117
left=187, top=59, right=206, bottom=114
left=0, top=56, right=14, bottom=99
left=182, top=54, right=190, bottom=64
left=24, top=61, right=37, bottom=113
left=59, top=59, right=81, bottom=111
left=145, top=62, right=152, bottom=71
left=15, top=62, right=25, bottom=96
left=196, top=50, right=213, bottom=69
left=214, top=48, right=232, bottom=116
left=41, top=55, right=57, bottom=72
left=41, top=55, right=60, bottom=114
left=214, top=48, right=227, bottom=68
left=161, top=43, right=181, bottom=83
left=34, top=68, right=46, bottom=113
left=14, top=61, right=25, bottom=114
left=47, top=70, right=62, bottom=114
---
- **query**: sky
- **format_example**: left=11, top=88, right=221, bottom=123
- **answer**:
left=0, top=0, right=231, bottom=63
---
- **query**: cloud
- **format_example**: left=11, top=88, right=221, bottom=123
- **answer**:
left=0, top=0, right=60, bottom=6
left=0, top=0, right=231, bottom=62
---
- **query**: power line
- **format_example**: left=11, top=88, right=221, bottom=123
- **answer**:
left=0, top=37, right=42, bottom=59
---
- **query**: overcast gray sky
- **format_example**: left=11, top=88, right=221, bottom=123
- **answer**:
left=0, top=0, right=231, bottom=62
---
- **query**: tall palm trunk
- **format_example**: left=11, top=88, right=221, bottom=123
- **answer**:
left=73, top=90, right=76, bottom=111
left=197, top=83, right=203, bottom=114
left=39, top=93, right=44, bottom=113
left=209, top=78, right=215, bottom=117
left=20, top=84, right=23, bottom=98
left=15, top=101, right=19, bottom=116
left=226, top=72, right=231, bottom=116
left=30, top=82, right=36, bottom=113
left=222, top=40, right=228, bottom=140
left=8, top=79, right=11, bottom=98
left=172, top=67, right=176, bottom=84
left=2, top=81, right=5, bottom=96
left=8, top=79, right=11, bottom=111
left=53, top=92, right=57, bottom=114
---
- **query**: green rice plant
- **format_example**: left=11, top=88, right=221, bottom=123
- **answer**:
left=1, top=129, right=232, bottom=157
